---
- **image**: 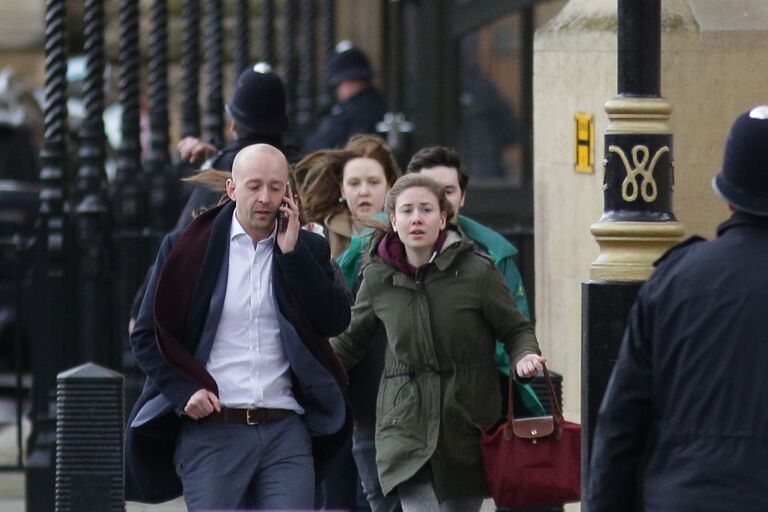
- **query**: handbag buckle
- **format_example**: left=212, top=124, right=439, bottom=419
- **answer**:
left=511, top=416, right=555, bottom=440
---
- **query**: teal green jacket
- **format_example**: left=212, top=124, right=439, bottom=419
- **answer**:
left=458, top=215, right=543, bottom=415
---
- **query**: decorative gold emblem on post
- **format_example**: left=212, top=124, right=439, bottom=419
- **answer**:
left=609, top=144, right=669, bottom=203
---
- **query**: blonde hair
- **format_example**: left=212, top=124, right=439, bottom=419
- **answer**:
left=367, top=174, right=454, bottom=238
left=385, top=173, right=453, bottom=218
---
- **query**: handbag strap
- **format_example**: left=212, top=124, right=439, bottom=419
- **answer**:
left=508, top=363, right=564, bottom=429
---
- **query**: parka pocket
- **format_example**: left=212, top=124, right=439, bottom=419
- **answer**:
left=376, top=376, right=418, bottom=429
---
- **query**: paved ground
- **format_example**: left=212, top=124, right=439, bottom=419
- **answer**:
left=0, top=395, right=521, bottom=511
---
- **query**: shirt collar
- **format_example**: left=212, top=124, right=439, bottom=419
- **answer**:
left=230, top=209, right=277, bottom=245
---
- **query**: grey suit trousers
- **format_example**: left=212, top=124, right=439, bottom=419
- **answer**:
left=175, top=413, right=314, bottom=510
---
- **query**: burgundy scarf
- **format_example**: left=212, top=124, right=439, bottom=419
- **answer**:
left=377, top=230, right=448, bottom=277
left=153, top=203, right=231, bottom=395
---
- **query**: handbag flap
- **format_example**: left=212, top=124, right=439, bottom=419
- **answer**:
left=509, top=416, right=555, bottom=439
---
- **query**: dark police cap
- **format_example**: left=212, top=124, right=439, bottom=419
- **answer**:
left=225, top=63, right=289, bottom=135
left=713, top=106, right=768, bottom=215
left=327, top=41, right=373, bottom=88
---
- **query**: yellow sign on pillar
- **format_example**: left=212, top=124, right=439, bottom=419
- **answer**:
left=575, top=112, right=594, bottom=174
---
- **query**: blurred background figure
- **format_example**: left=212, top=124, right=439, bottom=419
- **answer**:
left=457, top=34, right=523, bottom=181
left=303, top=42, right=387, bottom=154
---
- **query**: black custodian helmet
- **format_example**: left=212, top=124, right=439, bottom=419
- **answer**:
left=225, top=63, right=289, bottom=135
left=327, top=41, right=374, bottom=88
left=713, top=106, right=768, bottom=216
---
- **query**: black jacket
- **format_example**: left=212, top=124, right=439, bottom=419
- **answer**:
left=303, top=87, right=387, bottom=152
left=588, top=212, right=768, bottom=512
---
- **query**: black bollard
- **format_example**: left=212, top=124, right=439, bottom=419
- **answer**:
left=55, top=363, right=125, bottom=512
left=27, top=0, right=74, bottom=509
left=580, top=0, right=683, bottom=505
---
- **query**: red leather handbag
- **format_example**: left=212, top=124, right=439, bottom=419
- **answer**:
left=481, top=365, right=581, bottom=508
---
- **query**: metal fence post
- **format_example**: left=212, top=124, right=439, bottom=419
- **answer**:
left=27, top=0, right=73, bottom=508
left=260, top=0, right=275, bottom=65
left=145, top=0, right=175, bottom=232
left=296, top=0, right=317, bottom=139
left=235, top=0, right=251, bottom=77
left=204, top=0, right=224, bottom=147
left=282, top=0, right=298, bottom=130
left=75, top=0, right=115, bottom=369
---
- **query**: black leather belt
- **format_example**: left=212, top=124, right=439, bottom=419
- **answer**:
left=204, top=407, right=294, bottom=426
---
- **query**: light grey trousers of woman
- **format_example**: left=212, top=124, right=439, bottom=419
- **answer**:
left=397, top=466, right=483, bottom=512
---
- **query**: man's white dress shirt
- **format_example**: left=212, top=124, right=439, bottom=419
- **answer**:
left=206, top=211, right=303, bottom=413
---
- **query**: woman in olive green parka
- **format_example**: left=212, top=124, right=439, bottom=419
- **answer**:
left=331, top=174, right=545, bottom=511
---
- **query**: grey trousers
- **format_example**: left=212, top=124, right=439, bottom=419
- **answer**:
left=397, top=466, right=483, bottom=512
left=174, top=413, right=314, bottom=511
left=351, top=424, right=402, bottom=512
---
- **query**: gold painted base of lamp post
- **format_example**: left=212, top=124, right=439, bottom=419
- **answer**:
left=590, top=220, right=685, bottom=281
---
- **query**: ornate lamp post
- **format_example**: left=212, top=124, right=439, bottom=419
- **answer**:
left=581, top=0, right=684, bottom=497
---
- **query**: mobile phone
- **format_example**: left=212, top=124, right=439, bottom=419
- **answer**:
left=278, top=183, right=290, bottom=233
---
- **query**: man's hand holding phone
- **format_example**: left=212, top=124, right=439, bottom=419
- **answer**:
left=276, top=182, right=300, bottom=254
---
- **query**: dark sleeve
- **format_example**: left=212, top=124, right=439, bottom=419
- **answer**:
left=129, top=233, right=203, bottom=410
left=275, top=233, right=351, bottom=337
left=330, top=276, right=380, bottom=369
left=587, top=297, right=653, bottom=511
left=129, top=265, right=152, bottom=319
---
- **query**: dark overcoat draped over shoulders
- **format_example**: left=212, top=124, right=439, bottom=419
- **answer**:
left=125, top=201, right=351, bottom=503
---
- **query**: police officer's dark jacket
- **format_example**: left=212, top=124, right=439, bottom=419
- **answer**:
left=303, top=87, right=387, bottom=152
left=588, top=211, right=768, bottom=512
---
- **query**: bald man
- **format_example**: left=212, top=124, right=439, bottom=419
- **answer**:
left=125, top=144, right=351, bottom=510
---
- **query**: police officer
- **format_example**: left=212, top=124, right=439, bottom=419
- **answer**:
left=175, top=63, right=291, bottom=229
left=303, top=42, right=387, bottom=153
left=588, top=106, right=768, bottom=511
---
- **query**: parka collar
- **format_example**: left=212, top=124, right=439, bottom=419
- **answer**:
left=716, top=211, right=768, bottom=237
left=374, top=227, right=469, bottom=284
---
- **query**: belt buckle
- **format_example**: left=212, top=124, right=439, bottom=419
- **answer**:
left=246, top=409, right=260, bottom=426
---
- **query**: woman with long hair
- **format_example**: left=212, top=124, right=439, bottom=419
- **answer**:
left=331, top=174, right=546, bottom=512
left=294, top=135, right=402, bottom=512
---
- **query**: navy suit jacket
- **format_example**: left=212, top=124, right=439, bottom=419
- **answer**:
left=125, top=202, right=351, bottom=503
